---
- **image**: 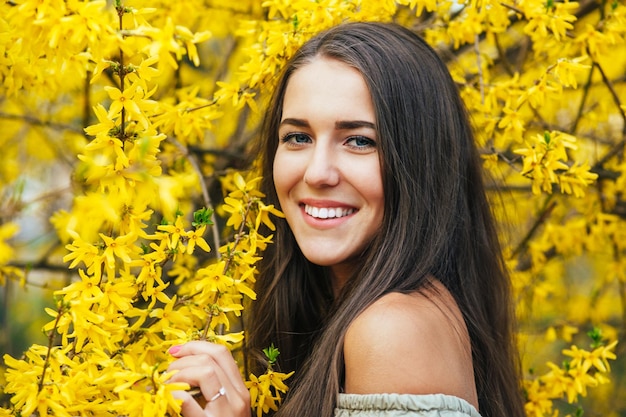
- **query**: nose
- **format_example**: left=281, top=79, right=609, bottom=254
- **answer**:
left=303, top=144, right=339, bottom=187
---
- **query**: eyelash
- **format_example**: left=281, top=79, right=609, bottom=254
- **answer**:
left=279, top=133, right=377, bottom=150
left=345, top=135, right=377, bottom=150
left=280, top=132, right=311, bottom=145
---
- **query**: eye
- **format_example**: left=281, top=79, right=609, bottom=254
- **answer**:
left=345, top=135, right=376, bottom=150
left=280, top=132, right=311, bottom=146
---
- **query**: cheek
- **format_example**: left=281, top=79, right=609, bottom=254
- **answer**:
left=360, top=167, right=385, bottom=222
left=272, top=152, right=298, bottom=202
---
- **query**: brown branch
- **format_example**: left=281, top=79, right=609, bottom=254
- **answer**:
left=592, top=134, right=626, bottom=170
left=0, top=112, right=83, bottom=134
left=570, top=64, right=595, bottom=134
left=8, top=241, right=74, bottom=289
left=494, top=149, right=522, bottom=172
left=185, top=99, right=218, bottom=113
left=38, top=302, right=65, bottom=393
left=494, top=33, right=515, bottom=77
left=83, top=72, right=92, bottom=128
left=9, top=260, right=72, bottom=275
left=2, top=186, right=72, bottom=221
left=474, top=34, right=485, bottom=104
left=510, top=195, right=557, bottom=258
left=499, top=2, right=524, bottom=16
left=593, top=58, right=626, bottom=134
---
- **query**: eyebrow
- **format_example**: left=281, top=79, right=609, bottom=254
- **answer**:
left=280, top=118, right=376, bottom=130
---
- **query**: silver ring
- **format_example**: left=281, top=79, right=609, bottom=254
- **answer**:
left=208, top=386, right=226, bottom=402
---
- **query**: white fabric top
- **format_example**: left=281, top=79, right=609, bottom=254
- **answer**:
left=335, top=393, right=482, bottom=417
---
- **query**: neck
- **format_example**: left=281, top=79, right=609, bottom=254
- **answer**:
left=330, top=264, right=352, bottom=298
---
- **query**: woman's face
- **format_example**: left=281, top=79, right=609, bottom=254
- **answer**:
left=273, top=57, right=384, bottom=289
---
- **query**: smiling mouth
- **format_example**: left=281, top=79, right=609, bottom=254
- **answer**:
left=304, top=204, right=355, bottom=219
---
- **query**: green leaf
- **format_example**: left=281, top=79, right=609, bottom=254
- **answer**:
left=263, top=343, right=280, bottom=365
left=587, top=327, right=603, bottom=349
left=192, top=207, right=214, bottom=227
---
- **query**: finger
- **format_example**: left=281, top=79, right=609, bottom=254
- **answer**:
left=169, top=360, right=250, bottom=416
left=171, top=389, right=206, bottom=417
left=168, top=353, right=216, bottom=372
left=170, top=365, right=225, bottom=416
left=170, top=341, right=248, bottom=394
left=205, top=358, right=250, bottom=415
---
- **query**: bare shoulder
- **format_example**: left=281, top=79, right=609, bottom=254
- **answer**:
left=343, top=282, right=478, bottom=408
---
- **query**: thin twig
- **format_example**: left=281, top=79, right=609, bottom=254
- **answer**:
left=494, top=149, right=522, bottom=172
left=593, top=135, right=626, bottom=170
left=83, top=72, right=92, bottom=128
left=511, top=195, right=556, bottom=258
left=116, top=5, right=127, bottom=139
left=0, top=112, right=83, bottom=134
left=494, top=33, right=515, bottom=77
left=38, top=303, right=64, bottom=393
left=593, top=57, right=626, bottom=134
left=499, top=2, right=525, bottom=16
left=474, top=34, right=485, bottom=104
left=571, top=65, right=595, bottom=134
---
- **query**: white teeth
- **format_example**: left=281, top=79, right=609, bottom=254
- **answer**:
left=304, top=205, right=355, bottom=219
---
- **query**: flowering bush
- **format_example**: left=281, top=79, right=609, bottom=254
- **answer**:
left=0, top=0, right=624, bottom=416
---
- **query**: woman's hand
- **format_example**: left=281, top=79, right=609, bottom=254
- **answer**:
left=168, top=341, right=251, bottom=417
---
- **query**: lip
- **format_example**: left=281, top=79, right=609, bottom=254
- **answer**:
left=300, top=198, right=354, bottom=207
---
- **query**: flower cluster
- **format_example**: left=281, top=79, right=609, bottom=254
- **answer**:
left=2, top=2, right=285, bottom=417
left=524, top=330, right=618, bottom=417
left=514, top=131, right=597, bottom=197
left=245, top=345, right=294, bottom=417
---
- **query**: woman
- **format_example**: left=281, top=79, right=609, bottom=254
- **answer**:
left=168, top=21, right=526, bottom=417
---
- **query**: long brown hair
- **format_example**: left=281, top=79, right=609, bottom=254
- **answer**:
left=247, top=21, right=525, bottom=417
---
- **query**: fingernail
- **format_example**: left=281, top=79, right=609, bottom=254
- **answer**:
left=169, top=345, right=181, bottom=355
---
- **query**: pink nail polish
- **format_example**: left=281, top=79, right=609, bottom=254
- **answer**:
left=169, top=345, right=181, bottom=355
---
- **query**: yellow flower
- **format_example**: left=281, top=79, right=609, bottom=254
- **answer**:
left=126, top=55, right=161, bottom=91
left=63, top=231, right=101, bottom=270
left=57, top=269, right=103, bottom=302
left=255, top=201, right=284, bottom=231
left=104, top=85, right=142, bottom=118
left=157, top=216, right=186, bottom=250
left=497, top=106, right=525, bottom=142
left=101, top=279, right=137, bottom=313
left=246, top=372, right=274, bottom=417
left=222, top=196, right=248, bottom=229
left=149, top=294, right=193, bottom=330
left=246, top=373, right=262, bottom=411
left=261, top=370, right=294, bottom=393
left=195, top=265, right=233, bottom=294
left=553, top=56, right=591, bottom=88
left=100, top=232, right=138, bottom=269
left=84, top=103, right=117, bottom=137
left=184, top=225, right=211, bottom=254
left=174, top=25, right=212, bottom=67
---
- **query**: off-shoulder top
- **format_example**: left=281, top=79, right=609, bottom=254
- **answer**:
left=335, top=393, right=482, bottom=417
